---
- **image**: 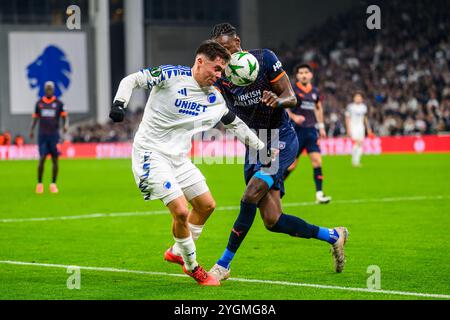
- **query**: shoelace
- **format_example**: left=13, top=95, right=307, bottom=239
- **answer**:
left=192, top=267, right=208, bottom=281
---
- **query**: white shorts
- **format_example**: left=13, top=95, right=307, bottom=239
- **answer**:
left=132, top=148, right=209, bottom=205
left=351, top=126, right=365, bottom=141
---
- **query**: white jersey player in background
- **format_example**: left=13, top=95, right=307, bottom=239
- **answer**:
left=109, top=40, right=264, bottom=286
left=345, top=92, right=373, bottom=167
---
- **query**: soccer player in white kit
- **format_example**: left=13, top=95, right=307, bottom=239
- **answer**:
left=345, top=92, right=372, bottom=167
left=109, top=40, right=264, bottom=286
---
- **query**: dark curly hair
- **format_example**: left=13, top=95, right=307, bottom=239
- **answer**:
left=211, top=22, right=237, bottom=39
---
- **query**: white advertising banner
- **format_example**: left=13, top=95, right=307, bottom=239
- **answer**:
left=8, top=31, right=89, bottom=114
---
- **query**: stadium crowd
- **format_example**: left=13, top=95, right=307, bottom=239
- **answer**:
left=279, top=0, right=450, bottom=137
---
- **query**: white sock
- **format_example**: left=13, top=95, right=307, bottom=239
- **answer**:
left=172, top=223, right=204, bottom=256
left=174, top=235, right=198, bottom=271
left=356, top=145, right=363, bottom=164
left=352, top=145, right=358, bottom=165
left=188, top=223, right=204, bottom=241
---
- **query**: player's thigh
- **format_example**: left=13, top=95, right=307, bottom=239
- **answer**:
left=258, top=189, right=282, bottom=228
left=131, top=149, right=183, bottom=205
left=351, top=126, right=365, bottom=143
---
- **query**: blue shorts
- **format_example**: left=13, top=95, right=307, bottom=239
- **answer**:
left=38, top=134, right=60, bottom=157
left=244, top=125, right=299, bottom=198
left=295, top=126, right=321, bottom=156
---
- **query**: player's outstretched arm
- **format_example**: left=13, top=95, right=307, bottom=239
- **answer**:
left=110, top=71, right=150, bottom=122
left=220, top=110, right=265, bottom=150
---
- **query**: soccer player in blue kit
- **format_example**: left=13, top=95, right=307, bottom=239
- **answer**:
left=29, top=81, right=68, bottom=194
left=208, top=23, right=349, bottom=280
left=284, top=64, right=332, bottom=204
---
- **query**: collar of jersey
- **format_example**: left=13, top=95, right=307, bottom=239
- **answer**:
left=42, top=96, right=56, bottom=104
left=296, top=82, right=312, bottom=93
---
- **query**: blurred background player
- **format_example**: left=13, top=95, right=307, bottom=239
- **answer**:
left=284, top=64, right=331, bottom=204
left=209, top=23, right=348, bottom=280
left=345, top=92, right=372, bottom=167
left=29, top=81, right=68, bottom=194
left=109, top=40, right=264, bottom=286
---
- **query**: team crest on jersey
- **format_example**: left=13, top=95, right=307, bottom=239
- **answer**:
left=207, top=93, right=216, bottom=103
left=312, top=93, right=317, bottom=100
left=163, top=181, right=172, bottom=189
left=278, top=141, right=286, bottom=150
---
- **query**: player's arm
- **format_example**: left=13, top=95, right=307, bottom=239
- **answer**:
left=260, top=50, right=297, bottom=109
left=29, top=103, right=40, bottom=139
left=220, top=109, right=265, bottom=150
left=286, top=108, right=305, bottom=126
left=345, top=108, right=351, bottom=137
left=110, top=67, right=165, bottom=122
left=262, top=73, right=297, bottom=108
left=364, top=115, right=373, bottom=137
left=314, top=100, right=326, bottom=138
left=60, top=103, right=69, bottom=134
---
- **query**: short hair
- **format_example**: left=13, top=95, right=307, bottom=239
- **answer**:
left=44, top=81, right=55, bottom=88
left=211, top=22, right=237, bottom=39
left=294, top=63, right=312, bottom=74
left=196, top=40, right=231, bottom=63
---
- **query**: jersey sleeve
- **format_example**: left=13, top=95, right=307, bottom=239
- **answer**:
left=263, top=49, right=286, bottom=83
left=32, top=102, right=40, bottom=118
left=139, top=66, right=168, bottom=90
left=113, top=66, right=168, bottom=107
left=345, top=104, right=351, bottom=117
left=59, top=101, right=68, bottom=117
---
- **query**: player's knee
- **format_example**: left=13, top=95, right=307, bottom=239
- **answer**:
left=173, top=209, right=189, bottom=223
left=241, top=192, right=259, bottom=205
left=262, top=215, right=279, bottom=230
left=312, top=158, right=322, bottom=168
left=199, top=199, right=216, bottom=215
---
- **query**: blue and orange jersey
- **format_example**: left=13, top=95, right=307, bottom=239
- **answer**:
left=290, top=82, right=321, bottom=128
left=215, top=49, right=291, bottom=132
left=33, top=96, right=67, bottom=135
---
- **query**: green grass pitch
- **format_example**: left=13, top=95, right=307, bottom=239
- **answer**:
left=0, top=153, right=449, bottom=300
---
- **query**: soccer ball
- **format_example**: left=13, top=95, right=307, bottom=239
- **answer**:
left=224, top=51, right=260, bottom=86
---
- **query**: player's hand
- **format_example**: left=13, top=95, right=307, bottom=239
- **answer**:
left=319, top=128, right=326, bottom=139
left=262, top=90, right=279, bottom=108
left=29, top=131, right=34, bottom=140
left=293, top=115, right=305, bottom=125
left=269, top=147, right=280, bottom=161
left=109, top=101, right=125, bottom=122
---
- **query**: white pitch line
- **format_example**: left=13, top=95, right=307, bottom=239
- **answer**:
left=0, top=260, right=448, bottom=299
left=0, top=195, right=449, bottom=223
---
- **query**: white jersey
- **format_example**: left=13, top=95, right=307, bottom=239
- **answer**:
left=115, top=65, right=227, bottom=157
left=345, top=103, right=367, bottom=129
left=114, top=65, right=263, bottom=157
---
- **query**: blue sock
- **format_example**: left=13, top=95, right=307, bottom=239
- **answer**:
left=217, top=249, right=235, bottom=269
left=316, top=227, right=339, bottom=244
left=268, top=213, right=319, bottom=238
left=313, top=167, right=323, bottom=192
left=217, top=200, right=258, bottom=269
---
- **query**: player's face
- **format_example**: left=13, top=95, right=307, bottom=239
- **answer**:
left=45, top=85, right=54, bottom=97
left=214, top=35, right=241, bottom=54
left=198, top=55, right=227, bottom=86
left=354, top=94, right=363, bottom=104
left=296, top=68, right=313, bottom=84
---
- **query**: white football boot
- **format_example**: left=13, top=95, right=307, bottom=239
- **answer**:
left=209, top=264, right=231, bottom=281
